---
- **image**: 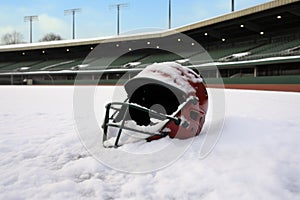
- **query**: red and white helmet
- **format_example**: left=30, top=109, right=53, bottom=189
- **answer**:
left=102, top=62, right=208, bottom=147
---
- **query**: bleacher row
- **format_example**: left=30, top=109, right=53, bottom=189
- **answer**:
left=1, top=38, right=300, bottom=72
left=211, top=38, right=300, bottom=61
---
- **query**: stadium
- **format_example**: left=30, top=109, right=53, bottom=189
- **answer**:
left=1, top=1, right=300, bottom=199
left=0, top=0, right=300, bottom=91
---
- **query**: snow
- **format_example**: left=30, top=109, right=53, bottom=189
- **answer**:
left=231, top=52, right=250, bottom=57
left=197, top=55, right=300, bottom=68
left=129, top=62, right=202, bottom=95
left=219, top=52, right=251, bottom=61
left=0, top=86, right=300, bottom=199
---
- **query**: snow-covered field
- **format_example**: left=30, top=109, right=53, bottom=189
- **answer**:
left=0, top=86, right=300, bottom=200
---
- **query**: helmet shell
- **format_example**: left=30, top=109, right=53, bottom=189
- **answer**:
left=124, top=62, right=208, bottom=139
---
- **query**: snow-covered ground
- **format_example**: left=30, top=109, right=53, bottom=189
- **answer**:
left=0, top=86, right=300, bottom=200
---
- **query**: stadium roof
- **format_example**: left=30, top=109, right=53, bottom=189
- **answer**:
left=0, top=0, right=299, bottom=53
left=176, top=0, right=300, bottom=33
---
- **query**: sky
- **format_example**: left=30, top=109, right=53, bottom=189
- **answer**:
left=0, top=0, right=272, bottom=43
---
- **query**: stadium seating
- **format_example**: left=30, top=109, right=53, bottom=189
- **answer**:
left=237, top=39, right=300, bottom=60
left=0, top=62, right=16, bottom=70
left=29, top=60, right=69, bottom=71
left=49, top=59, right=84, bottom=70
left=0, top=61, right=42, bottom=71
left=1, top=37, right=300, bottom=72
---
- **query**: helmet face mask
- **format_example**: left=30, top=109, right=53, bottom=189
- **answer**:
left=102, top=62, right=208, bottom=148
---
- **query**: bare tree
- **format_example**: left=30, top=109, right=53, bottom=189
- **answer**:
left=1, top=31, right=24, bottom=45
left=39, top=33, right=62, bottom=42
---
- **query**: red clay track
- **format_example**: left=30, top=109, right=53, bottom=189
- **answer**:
left=207, top=84, right=300, bottom=92
left=3, top=84, right=299, bottom=92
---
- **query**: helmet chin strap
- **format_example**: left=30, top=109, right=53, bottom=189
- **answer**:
left=146, top=131, right=169, bottom=142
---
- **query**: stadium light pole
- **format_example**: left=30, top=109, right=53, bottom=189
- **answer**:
left=64, top=8, right=81, bottom=39
left=232, top=0, right=235, bottom=12
left=24, top=15, right=38, bottom=43
left=110, top=3, right=128, bottom=35
left=169, top=0, right=171, bottom=29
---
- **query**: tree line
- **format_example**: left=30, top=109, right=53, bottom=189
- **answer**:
left=1, top=31, right=62, bottom=45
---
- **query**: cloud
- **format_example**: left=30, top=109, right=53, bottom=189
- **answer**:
left=36, top=14, right=69, bottom=41
left=0, top=26, right=16, bottom=36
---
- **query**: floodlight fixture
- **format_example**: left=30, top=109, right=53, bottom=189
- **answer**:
left=24, top=15, right=38, bottom=43
left=110, top=3, right=129, bottom=35
left=64, top=8, right=82, bottom=39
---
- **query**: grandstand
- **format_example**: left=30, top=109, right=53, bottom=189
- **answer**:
left=0, top=0, right=300, bottom=91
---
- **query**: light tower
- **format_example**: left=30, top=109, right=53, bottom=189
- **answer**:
left=232, top=0, right=235, bottom=12
left=24, top=15, right=38, bottom=43
left=110, top=3, right=128, bottom=35
left=169, top=0, right=171, bottom=29
left=64, top=8, right=81, bottom=39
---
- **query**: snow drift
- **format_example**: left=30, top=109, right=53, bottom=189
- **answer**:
left=0, top=86, right=300, bottom=199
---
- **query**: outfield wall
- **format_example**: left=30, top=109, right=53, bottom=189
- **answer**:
left=1, top=75, right=299, bottom=92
